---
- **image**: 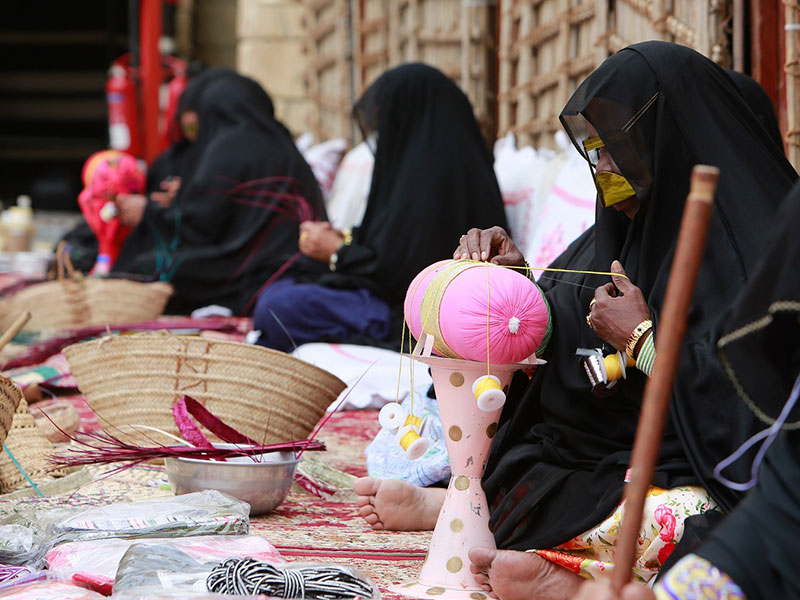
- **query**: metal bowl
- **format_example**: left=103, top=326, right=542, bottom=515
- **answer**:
left=164, top=444, right=301, bottom=516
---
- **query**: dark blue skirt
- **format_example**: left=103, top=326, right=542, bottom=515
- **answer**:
left=252, top=278, right=392, bottom=352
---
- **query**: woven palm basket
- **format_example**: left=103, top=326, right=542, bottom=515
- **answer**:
left=62, top=332, right=347, bottom=445
left=0, top=375, right=21, bottom=448
left=0, top=278, right=173, bottom=333
left=0, top=377, right=65, bottom=493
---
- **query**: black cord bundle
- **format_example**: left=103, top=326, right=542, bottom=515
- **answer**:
left=207, top=557, right=375, bottom=599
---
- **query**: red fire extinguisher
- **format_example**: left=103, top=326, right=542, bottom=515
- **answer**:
left=106, top=59, right=143, bottom=158
left=161, top=55, right=187, bottom=147
left=106, top=53, right=187, bottom=161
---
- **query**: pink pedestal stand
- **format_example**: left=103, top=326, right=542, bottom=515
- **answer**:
left=390, top=339, right=541, bottom=600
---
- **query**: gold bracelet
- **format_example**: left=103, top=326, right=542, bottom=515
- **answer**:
left=625, top=319, right=653, bottom=359
left=341, top=228, right=353, bottom=246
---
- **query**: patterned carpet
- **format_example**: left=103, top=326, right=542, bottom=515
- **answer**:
left=0, top=399, right=431, bottom=598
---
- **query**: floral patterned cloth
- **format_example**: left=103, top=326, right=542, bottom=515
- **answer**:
left=533, top=486, right=717, bottom=583
left=654, top=554, right=746, bottom=599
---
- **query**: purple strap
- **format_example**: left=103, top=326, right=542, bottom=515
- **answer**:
left=714, top=372, right=800, bottom=491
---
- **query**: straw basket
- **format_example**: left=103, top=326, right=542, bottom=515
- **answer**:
left=0, top=376, right=64, bottom=493
left=63, top=332, right=347, bottom=445
left=0, top=278, right=173, bottom=333
left=0, top=375, right=21, bottom=448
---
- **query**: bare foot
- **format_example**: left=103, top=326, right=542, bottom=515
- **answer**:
left=468, top=546, right=582, bottom=600
left=353, top=477, right=445, bottom=531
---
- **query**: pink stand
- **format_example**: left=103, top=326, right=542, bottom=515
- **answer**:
left=390, top=337, right=541, bottom=600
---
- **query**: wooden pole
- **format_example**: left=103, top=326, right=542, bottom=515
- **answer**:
left=611, top=165, right=719, bottom=593
left=0, top=312, right=31, bottom=354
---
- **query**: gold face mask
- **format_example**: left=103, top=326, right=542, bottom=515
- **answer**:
left=582, top=135, right=637, bottom=207
left=595, top=171, right=636, bottom=207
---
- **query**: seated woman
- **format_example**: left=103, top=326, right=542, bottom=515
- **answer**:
left=574, top=178, right=800, bottom=600
left=354, top=41, right=797, bottom=597
left=251, top=63, right=508, bottom=351
left=58, top=68, right=234, bottom=273
left=113, top=71, right=326, bottom=314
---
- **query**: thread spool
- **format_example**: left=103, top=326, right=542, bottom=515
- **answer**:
left=472, top=375, right=505, bottom=411
left=603, top=352, right=634, bottom=382
left=379, top=403, right=429, bottom=460
left=378, top=402, right=406, bottom=430
left=396, top=425, right=429, bottom=460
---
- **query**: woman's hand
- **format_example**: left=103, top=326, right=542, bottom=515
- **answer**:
left=298, top=221, right=343, bottom=262
left=150, top=177, right=181, bottom=208
left=452, top=226, right=526, bottom=267
left=116, top=194, right=147, bottom=227
left=589, top=261, right=651, bottom=350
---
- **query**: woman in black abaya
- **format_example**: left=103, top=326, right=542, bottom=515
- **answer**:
left=573, top=179, right=800, bottom=600
left=114, top=72, right=325, bottom=314
left=252, top=63, right=507, bottom=351
left=354, top=42, right=797, bottom=594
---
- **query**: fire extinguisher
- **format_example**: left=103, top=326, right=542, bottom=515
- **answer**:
left=160, top=55, right=187, bottom=147
left=106, top=59, right=143, bottom=158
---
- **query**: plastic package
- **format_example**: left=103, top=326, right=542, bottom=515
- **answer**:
left=40, top=490, right=249, bottom=544
left=365, top=387, right=450, bottom=486
left=112, top=591, right=267, bottom=600
left=0, top=580, right=105, bottom=599
left=0, top=490, right=249, bottom=569
left=0, top=512, right=50, bottom=567
left=47, top=535, right=284, bottom=592
left=114, top=546, right=380, bottom=599
left=206, top=559, right=381, bottom=600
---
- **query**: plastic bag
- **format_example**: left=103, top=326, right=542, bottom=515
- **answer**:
left=0, top=490, right=249, bottom=569
left=365, top=386, right=450, bottom=486
left=206, top=559, right=381, bottom=600
left=41, top=490, right=249, bottom=544
left=115, top=545, right=380, bottom=600
left=47, top=535, right=284, bottom=593
left=0, top=579, right=105, bottom=599
left=0, top=511, right=50, bottom=567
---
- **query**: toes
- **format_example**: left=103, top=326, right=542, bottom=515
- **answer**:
left=353, top=477, right=379, bottom=495
left=355, top=494, right=373, bottom=508
left=363, top=513, right=380, bottom=526
left=358, top=505, right=375, bottom=518
left=468, top=546, right=497, bottom=568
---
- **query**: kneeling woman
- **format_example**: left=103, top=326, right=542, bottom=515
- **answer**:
left=252, top=63, right=508, bottom=351
left=354, top=41, right=797, bottom=597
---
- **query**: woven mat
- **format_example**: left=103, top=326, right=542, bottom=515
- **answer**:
left=0, top=409, right=430, bottom=598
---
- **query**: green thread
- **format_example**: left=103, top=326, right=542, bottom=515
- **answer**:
left=2, top=444, right=43, bottom=497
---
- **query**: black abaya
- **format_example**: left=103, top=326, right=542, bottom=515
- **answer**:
left=114, top=73, right=325, bottom=314
left=483, top=41, right=797, bottom=551
left=315, top=63, right=508, bottom=343
left=695, top=181, right=800, bottom=600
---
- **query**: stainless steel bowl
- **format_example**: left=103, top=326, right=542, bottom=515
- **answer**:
left=164, top=444, right=301, bottom=516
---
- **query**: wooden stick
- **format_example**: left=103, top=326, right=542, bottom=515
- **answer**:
left=611, top=165, right=719, bottom=593
left=0, top=311, right=32, bottom=354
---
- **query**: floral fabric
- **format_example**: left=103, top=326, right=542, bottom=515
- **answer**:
left=533, top=486, right=717, bottom=583
left=654, top=554, right=746, bottom=599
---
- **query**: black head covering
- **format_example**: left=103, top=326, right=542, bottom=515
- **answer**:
left=315, top=63, right=507, bottom=328
left=146, top=68, right=241, bottom=194
left=483, top=41, right=797, bottom=550
left=694, top=181, right=800, bottom=600
left=115, top=72, right=325, bottom=314
left=725, top=68, right=784, bottom=154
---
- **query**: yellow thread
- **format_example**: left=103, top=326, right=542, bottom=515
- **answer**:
left=398, top=428, right=422, bottom=451
left=603, top=352, right=635, bottom=381
left=397, top=259, right=629, bottom=422
left=485, top=264, right=491, bottom=376
left=404, top=414, right=424, bottom=429
left=474, top=376, right=502, bottom=399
